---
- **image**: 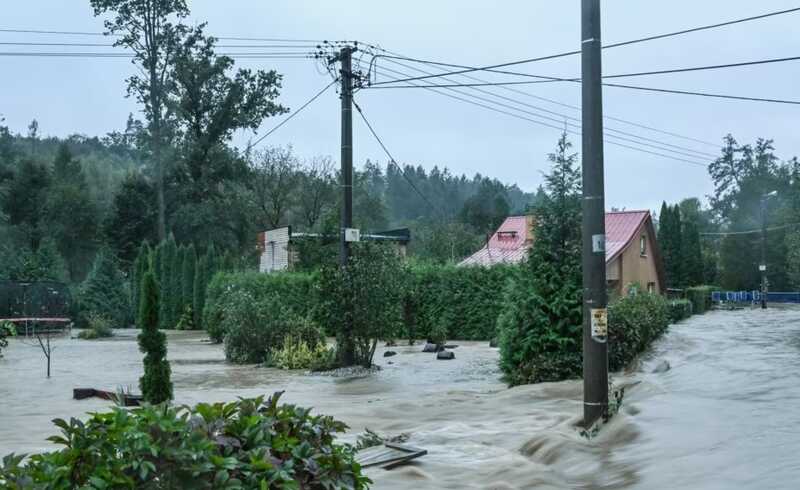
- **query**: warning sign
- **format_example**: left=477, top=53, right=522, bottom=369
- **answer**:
left=591, top=308, right=607, bottom=342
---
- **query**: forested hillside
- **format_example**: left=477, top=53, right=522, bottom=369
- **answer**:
left=0, top=120, right=537, bottom=285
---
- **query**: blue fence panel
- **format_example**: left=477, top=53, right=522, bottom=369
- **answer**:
left=711, top=290, right=800, bottom=304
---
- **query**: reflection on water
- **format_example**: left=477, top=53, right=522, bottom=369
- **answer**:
left=1, top=308, right=799, bottom=489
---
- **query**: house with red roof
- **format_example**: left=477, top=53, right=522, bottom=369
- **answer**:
left=459, top=211, right=664, bottom=296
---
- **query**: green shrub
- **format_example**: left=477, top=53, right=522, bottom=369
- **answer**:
left=607, top=293, right=669, bottom=372
left=667, top=299, right=693, bottom=323
left=77, top=313, right=113, bottom=340
left=222, top=292, right=323, bottom=364
left=0, top=393, right=370, bottom=489
left=316, top=243, right=404, bottom=367
left=267, top=336, right=336, bottom=371
left=686, top=286, right=715, bottom=314
left=175, top=305, right=196, bottom=330
left=0, top=321, right=16, bottom=357
left=204, top=271, right=317, bottom=343
left=138, top=269, right=172, bottom=404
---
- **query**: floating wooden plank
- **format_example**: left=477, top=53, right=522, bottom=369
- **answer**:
left=73, top=388, right=142, bottom=407
left=357, top=443, right=427, bottom=470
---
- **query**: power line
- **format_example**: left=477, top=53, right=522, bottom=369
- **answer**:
left=700, top=222, right=800, bottom=236
left=369, top=55, right=800, bottom=87
left=366, top=44, right=720, bottom=148
left=351, top=98, right=442, bottom=214
left=378, top=57, right=718, bottom=159
left=368, top=66, right=800, bottom=105
left=0, top=41, right=320, bottom=48
left=366, top=64, right=708, bottom=167
left=0, top=27, right=327, bottom=43
left=249, top=78, right=338, bottom=148
left=0, top=51, right=314, bottom=59
left=367, top=6, right=800, bottom=85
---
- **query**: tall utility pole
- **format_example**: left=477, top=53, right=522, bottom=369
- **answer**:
left=340, top=47, right=354, bottom=267
left=581, top=0, right=609, bottom=426
left=338, top=46, right=356, bottom=367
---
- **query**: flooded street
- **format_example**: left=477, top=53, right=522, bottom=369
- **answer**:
left=2, top=307, right=800, bottom=489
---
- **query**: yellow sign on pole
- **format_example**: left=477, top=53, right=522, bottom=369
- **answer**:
left=591, top=308, right=607, bottom=342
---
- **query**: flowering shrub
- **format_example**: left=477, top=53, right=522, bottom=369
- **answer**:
left=0, top=392, right=370, bottom=489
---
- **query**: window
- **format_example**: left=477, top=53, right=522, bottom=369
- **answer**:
left=640, top=235, right=647, bottom=256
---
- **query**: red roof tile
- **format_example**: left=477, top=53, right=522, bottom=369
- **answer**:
left=458, top=211, right=653, bottom=267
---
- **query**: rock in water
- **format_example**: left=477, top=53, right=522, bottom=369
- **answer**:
left=652, top=360, right=671, bottom=373
left=437, top=350, right=455, bottom=360
left=422, top=343, right=440, bottom=353
left=489, top=338, right=499, bottom=348
left=384, top=351, right=397, bottom=358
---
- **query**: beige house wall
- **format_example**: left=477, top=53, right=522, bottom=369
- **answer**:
left=615, top=222, right=661, bottom=296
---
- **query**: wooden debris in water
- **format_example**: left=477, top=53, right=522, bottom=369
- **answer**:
left=357, top=443, right=427, bottom=470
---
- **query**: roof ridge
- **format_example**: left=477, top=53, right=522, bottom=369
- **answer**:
left=606, top=209, right=649, bottom=215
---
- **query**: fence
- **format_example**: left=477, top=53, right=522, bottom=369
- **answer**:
left=0, top=280, right=72, bottom=334
left=711, top=291, right=800, bottom=304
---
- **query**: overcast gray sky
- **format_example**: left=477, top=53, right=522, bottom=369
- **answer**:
left=2, top=1, right=798, bottom=212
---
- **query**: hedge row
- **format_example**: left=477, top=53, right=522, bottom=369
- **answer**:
left=686, top=286, right=715, bottom=314
left=203, top=265, right=518, bottom=344
left=408, top=264, right=518, bottom=341
left=667, top=299, right=693, bottom=324
left=607, top=293, right=670, bottom=372
left=204, top=271, right=317, bottom=343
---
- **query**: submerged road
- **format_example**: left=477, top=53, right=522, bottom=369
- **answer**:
left=1, top=307, right=799, bottom=488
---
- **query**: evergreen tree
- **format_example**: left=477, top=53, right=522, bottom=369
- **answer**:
left=158, top=237, right=177, bottom=329
left=131, top=241, right=151, bottom=326
left=181, top=244, right=196, bottom=314
left=137, top=268, right=172, bottom=404
left=80, top=248, right=131, bottom=327
left=681, top=219, right=704, bottom=286
left=193, top=253, right=208, bottom=329
left=498, top=133, right=582, bottom=385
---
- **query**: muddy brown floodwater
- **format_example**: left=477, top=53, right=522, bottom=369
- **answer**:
left=2, top=307, right=800, bottom=489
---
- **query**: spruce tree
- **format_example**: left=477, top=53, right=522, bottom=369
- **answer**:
left=158, top=236, right=178, bottom=328
left=671, top=205, right=685, bottom=287
left=80, top=248, right=130, bottom=327
left=137, top=269, right=172, bottom=404
left=498, top=133, right=582, bottom=385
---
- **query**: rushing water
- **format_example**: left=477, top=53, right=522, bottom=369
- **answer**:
left=1, top=307, right=799, bottom=489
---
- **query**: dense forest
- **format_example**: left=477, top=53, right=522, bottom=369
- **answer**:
left=0, top=120, right=536, bottom=285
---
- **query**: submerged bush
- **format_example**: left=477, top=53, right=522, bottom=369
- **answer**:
left=204, top=272, right=316, bottom=343
left=222, top=292, right=323, bottom=364
left=667, top=299, right=693, bottom=323
left=685, top=285, right=715, bottom=314
left=607, top=293, right=669, bottom=372
left=267, top=336, right=336, bottom=371
left=0, top=321, right=16, bottom=357
left=76, top=313, right=113, bottom=340
left=0, top=393, right=370, bottom=489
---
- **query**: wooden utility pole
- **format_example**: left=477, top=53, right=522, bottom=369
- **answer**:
left=581, top=0, right=609, bottom=426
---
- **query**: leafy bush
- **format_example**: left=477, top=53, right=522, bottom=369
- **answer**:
left=316, top=243, right=404, bottom=367
left=607, top=293, right=669, bottom=372
left=222, top=292, right=323, bottom=364
left=0, top=393, right=370, bottom=489
left=667, top=299, right=693, bottom=323
left=77, top=313, right=113, bottom=340
left=204, top=271, right=316, bottom=343
left=686, top=286, right=715, bottom=314
left=0, top=320, right=16, bottom=357
left=267, top=336, right=336, bottom=371
left=175, top=305, right=196, bottom=330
